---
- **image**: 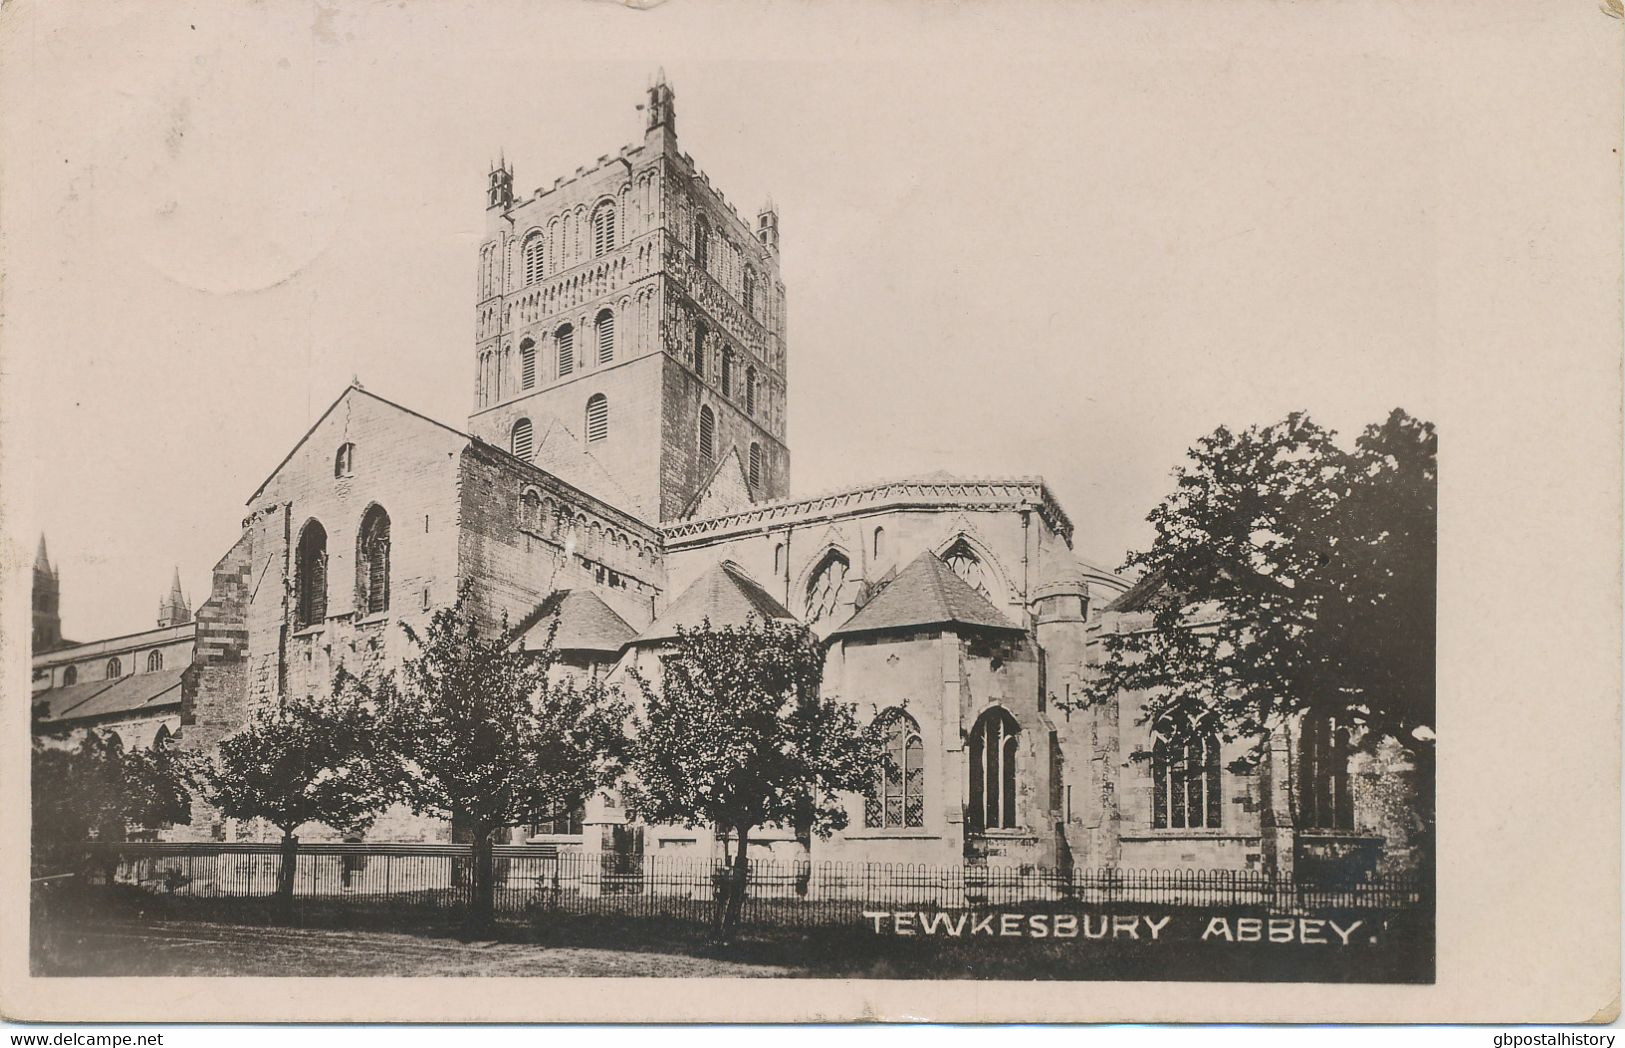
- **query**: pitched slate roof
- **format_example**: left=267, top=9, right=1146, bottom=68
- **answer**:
left=827, top=551, right=1022, bottom=639
left=1103, top=567, right=1173, bottom=613
left=511, top=590, right=638, bottom=654
left=34, top=665, right=187, bottom=726
left=635, top=561, right=795, bottom=644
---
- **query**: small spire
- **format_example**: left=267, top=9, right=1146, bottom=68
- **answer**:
left=34, top=534, right=50, bottom=572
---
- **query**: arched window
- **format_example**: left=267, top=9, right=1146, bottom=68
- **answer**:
left=866, top=709, right=925, bottom=829
left=520, top=490, right=541, bottom=531
left=743, top=268, right=756, bottom=313
left=745, top=366, right=757, bottom=415
left=773, top=543, right=785, bottom=575
left=969, top=708, right=1020, bottom=831
left=693, top=214, right=709, bottom=269
left=105, top=657, right=122, bottom=679
left=943, top=540, right=991, bottom=598
left=334, top=443, right=354, bottom=478
left=698, top=406, right=715, bottom=463
left=1151, top=727, right=1222, bottom=830
left=520, top=338, right=536, bottom=389
left=804, top=550, right=851, bottom=628
left=146, top=650, right=163, bottom=672
left=357, top=505, right=391, bottom=615
left=1298, top=713, right=1353, bottom=830
left=721, top=346, right=734, bottom=396
left=62, top=665, right=77, bottom=686
left=595, top=309, right=614, bottom=365
left=556, top=324, right=574, bottom=377
left=873, top=526, right=886, bottom=559
left=511, top=418, right=533, bottom=459
left=593, top=203, right=617, bottom=258
left=748, top=442, right=762, bottom=489
left=295, top=520, right=329, bottom=628
left=153, top=724, right=172, bottom=750
left=522, top=231, right=545, bottom=285
left=585, top=394, right=609, bottom=443
left=693, top=321, right=707, bottom=375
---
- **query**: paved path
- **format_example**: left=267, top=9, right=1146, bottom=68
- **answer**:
left=36, top=917, right=800, bottom=978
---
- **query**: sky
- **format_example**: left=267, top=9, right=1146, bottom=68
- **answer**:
left=4, top=0, right=1444, bottom=642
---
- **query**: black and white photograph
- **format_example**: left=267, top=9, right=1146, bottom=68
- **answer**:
left=1, top=0, right=1618, bottom=1028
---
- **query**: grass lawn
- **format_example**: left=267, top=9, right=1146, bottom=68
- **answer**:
left=31, top=887, right=1433, bottom=982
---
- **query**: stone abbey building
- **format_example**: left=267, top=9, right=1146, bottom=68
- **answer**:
left=33, top=79, right=1421, bottom=880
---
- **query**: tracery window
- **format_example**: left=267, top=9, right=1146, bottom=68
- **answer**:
left=357, top=506, right=391, bottom=615
left=804, top=550, right=851, bottom=628
left=942, top=540, right=990, bottom=598
left=105, top=657, right=122, bottom=679
left=146, top=650, right=163, bottom=672
left=969, top=708, right=1020, bottom=831
left=866, top=709, right=925, bottom=829
left=1151, top=728, right=1222, bottom=830
left=295, top=520, right=328, bottom=628
left=1298, top=713, right=1354, bottom=830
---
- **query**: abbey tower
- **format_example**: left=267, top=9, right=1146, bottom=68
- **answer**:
left=467, top=78, right=790, bottom=522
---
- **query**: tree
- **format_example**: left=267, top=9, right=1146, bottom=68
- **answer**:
left=1081, top=409, right=1436, bottom=761
left=31, top=730, right=196, bottom=877
left=624, top=617, right=883, bottom=943
left=370, top=591, right=630, bottom=935
left=204, top=682, right=392, bottom=913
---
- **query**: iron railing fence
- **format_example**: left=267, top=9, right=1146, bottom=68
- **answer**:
left=69, top=842, right=1427, bottom=929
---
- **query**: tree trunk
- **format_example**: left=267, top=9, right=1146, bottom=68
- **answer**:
left=276, top=831, right=299, bottom=921
left=720, top=826, right=751, bottom=944
left=466, top=826, right=496, bottom=937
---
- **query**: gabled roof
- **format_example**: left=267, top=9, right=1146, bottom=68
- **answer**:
left=681, top=447, right=756, bottom=520
left=511, top=589, right=638, bottom=654
left=34, top=665, right=187, bottom=726
left=827, top=551, right=1022, bottom=640
left=1103, top=566, right=1173, bottom=613
left=248, top=384, right=471, bottom=505
left=526, top=414, right=638, bottom=516
left=634, top=561, right=795, bottom=644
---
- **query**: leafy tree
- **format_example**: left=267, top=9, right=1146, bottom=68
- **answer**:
left=369, top=591, right=630, bottom=935
left=1080, top=408, right=1435, bottom=795
left=204, top=682, right=392, bottom=912
left=625, top=617, right=883, bottom=943
left=31, top=730, right=196, bottom=876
